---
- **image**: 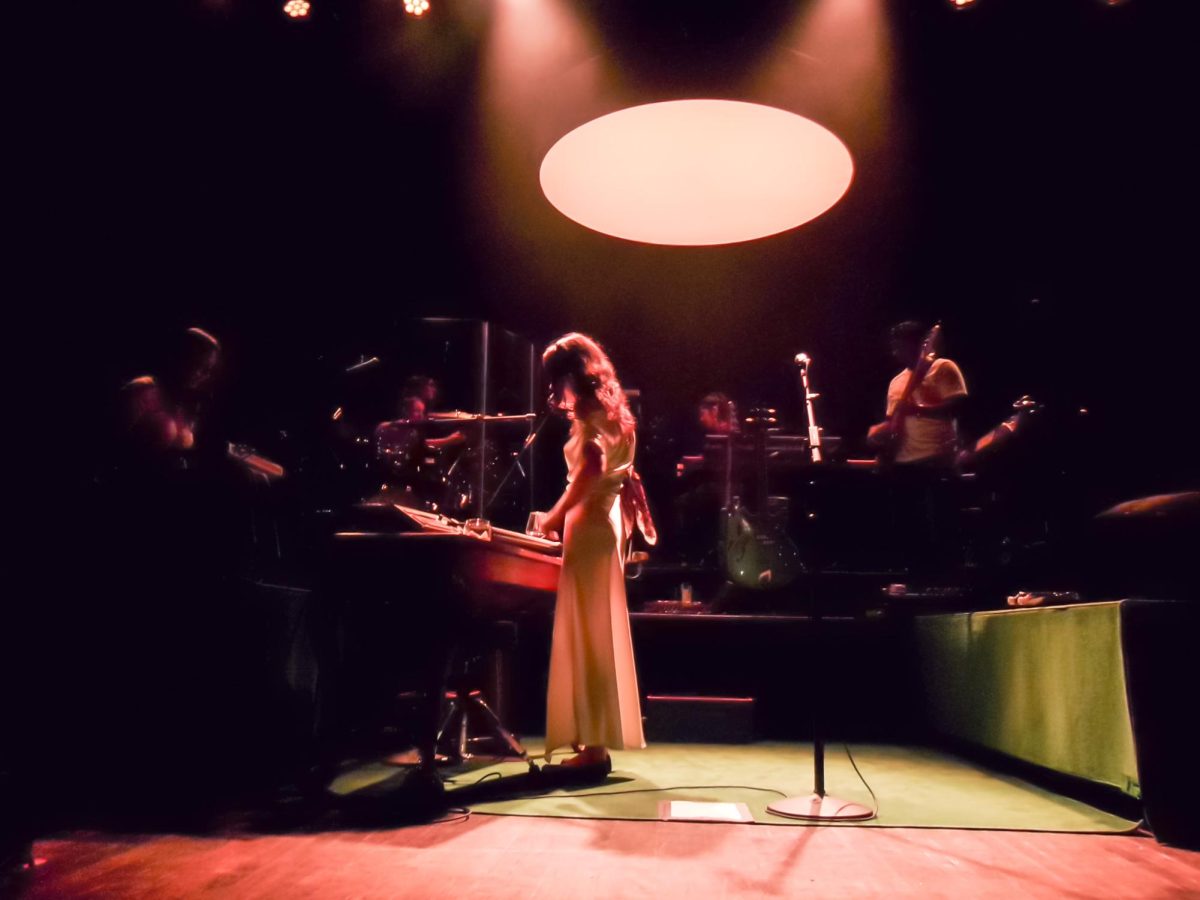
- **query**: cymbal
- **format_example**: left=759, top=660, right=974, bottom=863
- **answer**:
left=382, top=412, right=536, bottom=427
left=426, top=411, right=537, bottom=424
left=1095, top=491, right=1200, bottom=520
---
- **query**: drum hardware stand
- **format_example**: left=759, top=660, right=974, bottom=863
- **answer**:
left=434, top=644, right=537, bottom=773
left=435, top=688, right=531, bottom=767
left=769, top=352, right=874, bottom=822
left=485, top=414, right=549, bottom=511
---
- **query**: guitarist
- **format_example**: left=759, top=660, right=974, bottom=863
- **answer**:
left=866, top=321, right=968, bottom=576
left=867, top=320, right=968, bottom=467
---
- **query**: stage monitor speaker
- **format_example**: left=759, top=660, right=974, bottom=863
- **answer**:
left=644, top=695, right=755, bottom=743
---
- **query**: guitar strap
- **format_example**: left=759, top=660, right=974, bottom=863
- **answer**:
left=620, top=468, right=658, bottom=547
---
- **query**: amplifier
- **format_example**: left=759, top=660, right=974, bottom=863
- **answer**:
left=644, top=694, right=756, bottom=743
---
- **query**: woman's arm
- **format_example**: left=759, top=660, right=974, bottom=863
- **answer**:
left=541, top=441, right=602, bottom=536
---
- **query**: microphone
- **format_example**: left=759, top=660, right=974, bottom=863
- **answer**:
left=794, top=353, right=811, bottom=367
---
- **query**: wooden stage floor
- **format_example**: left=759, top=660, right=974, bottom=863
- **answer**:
left=18, top=815, right=1200, bottom=899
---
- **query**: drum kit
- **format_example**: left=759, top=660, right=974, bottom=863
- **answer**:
left=367, top=409, right=537, bottom=522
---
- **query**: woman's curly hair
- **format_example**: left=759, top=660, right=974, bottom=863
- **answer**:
left=543, top=333, right=636, bottom=436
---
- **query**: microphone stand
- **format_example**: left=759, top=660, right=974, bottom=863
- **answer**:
left=485, top=415, right=549, bottom=512
left=767, top=353, right=874, bottom=822
left=796, top=355, right=823, bottom=464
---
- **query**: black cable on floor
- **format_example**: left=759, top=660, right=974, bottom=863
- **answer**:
left=843, top=743, right=880, bottom=817
left=511, top=784, right=789, bottom=800
left=434, top=806, right=472, bottom=824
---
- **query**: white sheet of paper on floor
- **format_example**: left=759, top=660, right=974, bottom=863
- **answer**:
left=659, top=800, right=754, bottom=823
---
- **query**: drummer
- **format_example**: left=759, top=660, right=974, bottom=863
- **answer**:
left=376, top=376, right=467, bottom=457
left=374, top=377, right=467, bottom=504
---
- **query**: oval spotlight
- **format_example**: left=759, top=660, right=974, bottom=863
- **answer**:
left=539, top=100, right=854, bottom=246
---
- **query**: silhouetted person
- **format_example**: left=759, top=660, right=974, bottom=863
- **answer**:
left=867, top=321, right=967, bottom=467
left=868, top=321, right=969, bottom=577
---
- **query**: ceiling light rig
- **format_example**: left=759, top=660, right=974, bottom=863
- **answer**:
left=949, top=0, right=977, bottom=9
left=283, top=0, right=310, bottom=18
left=404, top=0, right=430, bottom=16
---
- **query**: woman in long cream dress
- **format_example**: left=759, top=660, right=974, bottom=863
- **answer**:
left=535, top=334, right=646, bottom=770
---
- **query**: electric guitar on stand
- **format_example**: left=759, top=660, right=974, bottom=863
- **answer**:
left=721, top=407, right=803, bottom=589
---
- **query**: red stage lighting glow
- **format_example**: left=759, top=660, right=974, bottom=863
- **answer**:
left=539, top=100, right=853, bottom=246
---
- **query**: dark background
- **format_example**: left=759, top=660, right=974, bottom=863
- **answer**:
left=21, top=0, right=1198, bottom=505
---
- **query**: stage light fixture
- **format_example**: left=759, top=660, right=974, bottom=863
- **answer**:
left=283, top=0, right=310, bottom=17
left=950, top=0, right=977, bottom=9
left=404, top=0, right=430, bottom=16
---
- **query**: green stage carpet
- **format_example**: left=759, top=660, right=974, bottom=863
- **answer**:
left=329, top=742, right=1139, bottom=833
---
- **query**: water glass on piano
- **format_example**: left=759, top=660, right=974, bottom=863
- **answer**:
left=526, top=511, right=548, bottom=539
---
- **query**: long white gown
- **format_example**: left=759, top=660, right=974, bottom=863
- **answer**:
left=544, top=409, right=646, bottom=756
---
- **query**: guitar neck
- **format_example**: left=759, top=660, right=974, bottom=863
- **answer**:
left=888, top=324, right=942, bottom=430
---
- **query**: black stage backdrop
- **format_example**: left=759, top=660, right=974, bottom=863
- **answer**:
left=18, top=0, right=1198, bottom=506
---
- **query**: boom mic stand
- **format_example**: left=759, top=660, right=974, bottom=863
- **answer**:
left=767, top=354, right=874, bottom=822
left=485, top=415, right=548, bottom=512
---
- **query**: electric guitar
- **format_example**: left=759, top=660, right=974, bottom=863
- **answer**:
left=956, top=395, right=1041, bottom=470
left=227, top=442, right=286, bottom=480
left=720, top=408, right=803, bottom=589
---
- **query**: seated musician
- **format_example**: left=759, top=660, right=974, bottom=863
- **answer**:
left=121, top=326, right=221, bottom=460
left=403, top=375, right=467, bottom=450
left=375, top=376, right=467, bottom=456
left=675, top=392, right=738, bottom=564
left=374, top=378, right=468, bottom=502
left=93, top=326, right=244, bottom=783
left=677, top=392, right=739, bottom=477
left=535, top=334, right=647, bottom=772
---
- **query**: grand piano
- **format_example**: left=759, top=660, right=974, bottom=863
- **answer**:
left=301, top=319, right=565, bottom=783
left=335, top=502, right=561, bottom=614
left=326, top=502, right=562, bottom=778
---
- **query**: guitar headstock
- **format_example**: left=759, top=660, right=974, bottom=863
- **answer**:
left=1012, top=394, right=1041, bottom=413
left=742, top=407, right=779, bottom=431
left=918, top=322, right=943, bottom=368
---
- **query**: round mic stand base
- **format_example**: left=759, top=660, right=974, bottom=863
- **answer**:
left=767, top=793, right=875, bottom=821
